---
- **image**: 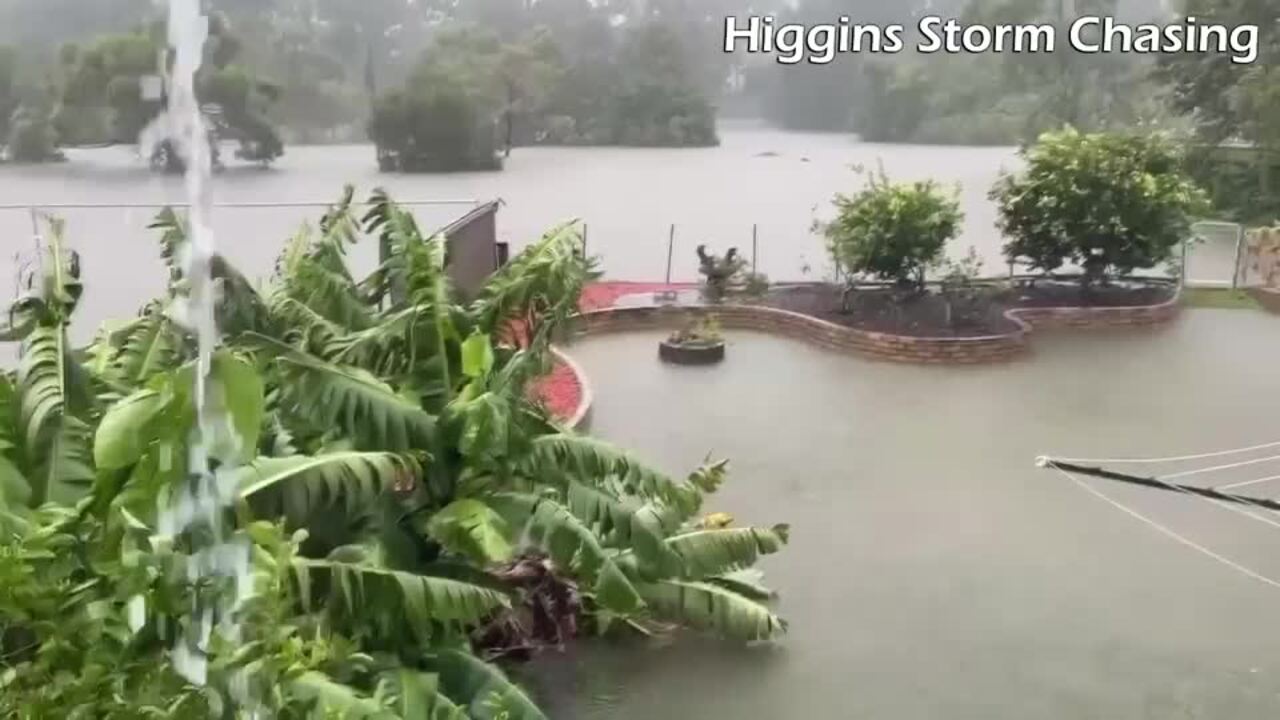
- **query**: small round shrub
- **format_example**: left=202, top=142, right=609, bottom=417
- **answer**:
left=824, top=171, right=963, bottom=289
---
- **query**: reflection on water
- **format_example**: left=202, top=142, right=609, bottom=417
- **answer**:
left=533, top=312, right=1280, bottom=719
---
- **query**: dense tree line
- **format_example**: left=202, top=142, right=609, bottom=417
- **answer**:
left=0, top=0, right=1271, bottom=198
left=1159, top=0, right=1280, bottom=222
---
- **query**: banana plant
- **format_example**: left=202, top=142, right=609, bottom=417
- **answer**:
left=0, top=187, right=791, bottom=719
left=0, top=218, right=95, bottom=511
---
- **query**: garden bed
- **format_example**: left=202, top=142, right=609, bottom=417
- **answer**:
left=759, top=279, right=1178, bottom=339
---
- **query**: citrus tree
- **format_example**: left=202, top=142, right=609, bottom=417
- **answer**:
left=824, top=170, right=963, bottom=290
left=0, top=188, right=789, bottom=717
left=991, top=129, right=1208, bottom=285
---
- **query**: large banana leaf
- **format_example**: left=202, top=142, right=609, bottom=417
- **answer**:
left=248, top=334, right=436, bottom=451
left=292, top=558, right=510, bottom=642
left=88, top=307, right=182, bottom=391
left=637, top=579, right=786, bottom=641
left=431, top=648, right=548, bottom=720
left=274, top=221, right=373, bottom=331
left=17, top=325, right=94, bottom=506
left=527, top=435, right=701, bottom=515
left=267, top=294, right=344, bottom=351
left=375, top=668, right=469, bottom=720
left=471, top=221, right=593, bottom=340
left=425, top=498, right=514, bottom=565
left=237, top=452, right=421, bottom=521
left=94, top=351, right=264, bottom=474
left=665, top=525, right=790, bottom=579
left=93, top=389, right=165, bottom=470
left=287, top=670, right=392, bottom=718
left=566, top=481, right=673, bottom=569
left=494, top=492, right=644, bottom=614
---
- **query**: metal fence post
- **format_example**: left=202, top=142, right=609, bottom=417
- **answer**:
left=665, top=224, right=675, bottom=285
left=1231, top=224, right=1245, bottom=290
left=1180, top=235, right=1189, bottom=287
left=752, top=224, right=758, bottom=274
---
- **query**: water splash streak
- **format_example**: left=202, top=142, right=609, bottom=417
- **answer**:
left=156, top=0, right=251, bottom=693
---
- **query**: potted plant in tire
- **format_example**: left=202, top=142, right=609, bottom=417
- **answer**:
left=660, top=315, right=725, bottom=365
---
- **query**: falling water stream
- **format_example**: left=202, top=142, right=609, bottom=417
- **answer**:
left=148, top=0, right=253, bottom=701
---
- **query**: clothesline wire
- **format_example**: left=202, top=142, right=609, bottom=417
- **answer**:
left=1050, top=439, right=1280, bottom=466
left=1161, top=453, right=1280, bottom=480
left=1217, top=473, right=1280, bottom=492
left=1048, top=464, right=1280, bottom=591
left=1041, top=452, right=1280, bottom=493
left=1042, top=457, right=1280, bottom=532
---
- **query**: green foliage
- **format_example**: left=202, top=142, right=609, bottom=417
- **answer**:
left=1188, top=146, right=1280, bottom=225
left=54, top=15, right=283, bottom=165
left=742, top=272, right=770, bottom=298
left=1181, top=287, right=1261, bottom=310
left=369, top=26, right=504, bottom=173
left=533, top=20, right=718, bottom=147
left=1159, top=0, right=1278, bottom=145
left=992, top=129, right=1209, bottom=281
left=0, top=47, right=62, bottom=163
left=752, top=0, right=1173, bottom=144
left=667, top=315, right=723, bottom=346
left=369, top=18, right=718, bottom=162
left=825, top=170, right=963, bottom=288
left=0, top=187, right=789, bottom=717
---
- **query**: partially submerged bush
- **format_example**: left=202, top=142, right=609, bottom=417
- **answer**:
left=6, top=104, right=61, bottom=163
left=824, top=170, right=963, bottom=290
left=992, top=128, right=1208, bottom=284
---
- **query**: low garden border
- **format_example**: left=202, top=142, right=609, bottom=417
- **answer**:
left=571, top=285, right=1183, bottom=365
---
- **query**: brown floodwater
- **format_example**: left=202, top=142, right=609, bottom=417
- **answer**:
left=0, top=132, right=1270, bottom=717
left=532, top=314, right=1280, bottom=719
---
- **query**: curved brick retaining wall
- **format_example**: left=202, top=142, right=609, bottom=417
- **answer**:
left=573, top=288, right=1181, bottom=365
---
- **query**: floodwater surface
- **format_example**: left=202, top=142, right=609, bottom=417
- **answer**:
left=0, top=130, right=1272, bottom=717
left=535, top=312, right=1280, bottom=719
left=0, top=127, right=1018, bottom=344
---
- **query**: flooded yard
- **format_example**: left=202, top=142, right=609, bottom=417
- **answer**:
left=534, top=311, right=1280, bottom=719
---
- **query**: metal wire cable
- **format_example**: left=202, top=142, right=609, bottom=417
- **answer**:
left=1048, top=439, right=1280, bottom=466
left=1048, top=464, right=1280, bottom=591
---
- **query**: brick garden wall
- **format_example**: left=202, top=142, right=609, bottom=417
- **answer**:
left=573, top=289, right=1181, bottom=365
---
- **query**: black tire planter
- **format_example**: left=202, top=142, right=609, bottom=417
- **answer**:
left=659, top=340, right=725, bottom=365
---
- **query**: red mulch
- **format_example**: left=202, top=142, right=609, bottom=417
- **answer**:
left=578, top=281, right=696, bottom=312
left=529, top=360, right=582, bottom=422
left=529, top=281, right=689, bottom=422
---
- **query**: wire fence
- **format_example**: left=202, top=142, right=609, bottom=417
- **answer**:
left=2, top=199, right=1254, bottom=357
left=1186, top=220, right=1247, bottom=289
left=1, top=199, right=481, bottom=348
